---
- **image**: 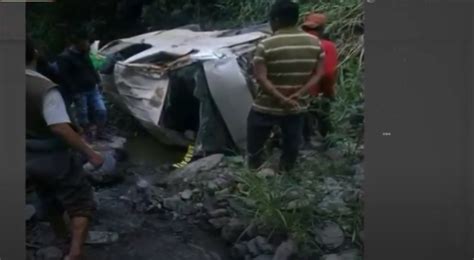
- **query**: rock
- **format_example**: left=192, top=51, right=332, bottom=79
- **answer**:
left=231, top=243, right=249, bottom=259
left=254, top=255, right=274, bottom=260
left=339, top=249, right=361, bottom=260
left=286, top=199, right=310, bottom=210
left=209, top=217, right=231, bottom=230
left=246, top=238, right=261, bottom=257
left=36, top=246, right=63, bottom=260
left=352, top=163, right=365, bottom=186
left=257, top=168, right=276, bottom=178
left=321, top=254, right=340, bottom=260
left=167, top=154, right=225, bottom=184
left=124, top=178, right=163, bottom=213
left=207, top=181, right=219, bottom=192
left=25, top=204, right=36, bottom=221
left=109, top=136, right=127, bottom=149
left=255, top=236, right=274, bottom=254
left=272, top=240, right=296, bottom=260
left=163, top=195, right=184, bottom=212
left=209, top=208, right=228, bottom=218
left=180, top=189, right=193, bottom=200
left=322, top=249, right=361, bottom=260
left=317, top=177, right=353, bottom=215
left=216, top=188, right=231, bottom=197
left=216, top=200, right=230, bottom=208
left=215, top=176, right=234, bottom=189
left=221, top=218, right=246, bottom=242
left=227, top=156, right=244, bottom=164
left=326, top=148, right=344, bottom=161
left=314, top=221, right=345, bottom=250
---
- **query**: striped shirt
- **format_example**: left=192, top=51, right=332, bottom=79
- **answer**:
left=252, top=27, right=325, bottom=115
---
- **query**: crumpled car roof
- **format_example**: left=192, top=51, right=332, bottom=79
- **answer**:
left=100, top=28, right=269, bottom=64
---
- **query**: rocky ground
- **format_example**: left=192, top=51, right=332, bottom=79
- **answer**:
left=26, top=129, right=364, bottom=260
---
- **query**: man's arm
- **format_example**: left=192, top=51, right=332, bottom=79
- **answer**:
left=254, top=61, right=288, bottom=101
left=290, top=54, right=325, bottom=100
left=253, top=43, right=298, bottom=108
left=49, top=124, right=103, bottom=166
left=43, top=89, right=104, bottom=167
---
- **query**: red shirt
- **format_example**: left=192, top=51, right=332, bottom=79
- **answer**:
left=309, top=39, right=338, bottom=97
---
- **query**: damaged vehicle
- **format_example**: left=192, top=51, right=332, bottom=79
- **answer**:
left=94, top=24, right=271, bottom=157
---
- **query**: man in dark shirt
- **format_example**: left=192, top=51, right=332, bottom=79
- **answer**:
left=57, top=33, right=108, bottom=142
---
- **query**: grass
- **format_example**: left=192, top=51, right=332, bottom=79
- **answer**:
left=229, top=151, right=363, bottom=256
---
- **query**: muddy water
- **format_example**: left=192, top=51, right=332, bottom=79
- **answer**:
left=124, top=135, right=185, bottom=167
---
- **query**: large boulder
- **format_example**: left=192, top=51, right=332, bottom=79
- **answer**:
left=166, top=154, right=225, bottom=184
left=314, top=221, right=345, bottom=250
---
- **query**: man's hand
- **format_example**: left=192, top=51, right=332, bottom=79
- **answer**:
left=289, top=91, right=303, bottom=101
left=280, top=96, right=300, bottom=110
left=87, top=151, right=104, bottom=169
left=50, top=123, right=105, bottom=168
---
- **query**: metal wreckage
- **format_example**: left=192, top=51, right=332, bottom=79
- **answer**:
left=93, top=23, right=272, bottom=162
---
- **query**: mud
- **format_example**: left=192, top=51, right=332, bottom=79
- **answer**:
left=27, top=135, right=232, bottom=260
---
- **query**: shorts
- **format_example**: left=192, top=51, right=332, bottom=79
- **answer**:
left=26, top=149, right=96, bottom=219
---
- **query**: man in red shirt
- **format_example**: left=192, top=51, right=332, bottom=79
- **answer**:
left=301, top=13, right=338, bottom=149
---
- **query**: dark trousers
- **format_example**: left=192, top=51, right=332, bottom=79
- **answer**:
left=303, top=97, right=333, bottom=143
left=247, top=109, right=304, bottom=172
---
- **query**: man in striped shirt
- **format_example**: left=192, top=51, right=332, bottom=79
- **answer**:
left=247, top=0, right=325, bottom=172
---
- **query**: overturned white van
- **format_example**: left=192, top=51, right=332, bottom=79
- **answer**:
left=95, top=24, right=271, bottom=156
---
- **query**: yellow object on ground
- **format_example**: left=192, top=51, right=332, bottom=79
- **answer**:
left=173, top=145, right=195, bottom=169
